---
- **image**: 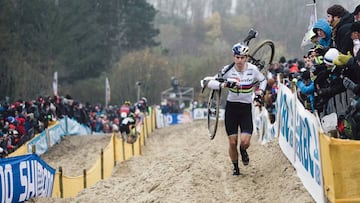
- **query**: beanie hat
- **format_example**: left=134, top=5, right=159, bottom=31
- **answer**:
left=283, top=67, right=290, bottom=77
left=302, top=70, right=311, bottom=80
left=279, top=56, right=286, bottom=63
left=308, top=48, right=315, bottom=56
left=324, top=48, right=339, bottom=66
left=327, top=4, right=346, bottom=17
left=351, top=21, right=360, bottom=33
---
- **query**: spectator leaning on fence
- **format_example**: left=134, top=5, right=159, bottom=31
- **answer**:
left=327, top=4, right=354, bottom=54
left=314, top=48, right=349, bottom=117
left=313, top=18, right=333, bottom=49
left=294, top=70, right=316, bottom=113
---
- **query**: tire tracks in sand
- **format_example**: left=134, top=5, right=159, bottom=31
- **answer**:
left=34, top=120, right=314, bottom=203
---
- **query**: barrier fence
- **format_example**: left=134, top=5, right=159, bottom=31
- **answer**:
left=252, top=79, right=360, bottom=203
left=51, top=109, right=156, bottom=198
left=0, top=108, right=156, bottom=202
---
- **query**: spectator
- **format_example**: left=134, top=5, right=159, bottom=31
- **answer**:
left=312, top=18, right=333, bottom=49
left=289, top=59, right=299, bottom=75
left=354, top=4, right=360, bottom=22
left=351, top=21, right=360, bottom=57
left=304, top=54, right=313, bottom=69
left=105, top=105, right=117, bottom=122
left=119, top=101, right=131, bottom=120
left=307, top=48, right=324, bottom=66
left=335, top=46, right=360, bottom=95
left=309, top=30, right=320, bottom=46
left=314, top=48, right=350, bottom=117
left=278, top=56, right=286, bottom=73
left=0, top=93, right=134, bottom=156
left=24, top=112, right=36, bottom=140
left=136, top=97, right=149, bottom=114
left=112, top=117, right=120, bottom=133
left=53, top=96, right=66, bottom=119
left=268, top=63, right=282, bottom=79
left=94, top=115, right=104, bottom=133
left=295, top=70, right=315, bottom=112
left=327, top=4, right=354, bottom=54
left=73, top=102, right=89, bottom=126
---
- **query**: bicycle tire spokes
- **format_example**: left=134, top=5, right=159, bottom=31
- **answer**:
left=207, top=89, right=220, bottom=140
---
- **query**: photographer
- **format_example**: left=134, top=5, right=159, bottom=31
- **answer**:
left=294, top=70, right=315, bottom=112
left=313, top=48, right=350, bottom=117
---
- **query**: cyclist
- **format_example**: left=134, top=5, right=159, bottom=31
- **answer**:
left=119, top=100, right=132, bottom=121
left=136, top=97, right=148, bottom=114
left=201, top=43, right=267, bottom=176
left=119, top=106, right=140, bottom=144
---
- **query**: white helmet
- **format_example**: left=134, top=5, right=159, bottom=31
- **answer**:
left=324, top=48, right=339, bottom=66
left=232, top=43, right=249, bottom=56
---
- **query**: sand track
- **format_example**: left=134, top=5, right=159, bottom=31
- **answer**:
left=33, top=120, right=314, bottom=203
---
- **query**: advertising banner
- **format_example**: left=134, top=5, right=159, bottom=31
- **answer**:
left=277, top=83, right=325, bottom=203
left=0, top=154, right=55, bottom=203
left=294, top=99, right=324, bottom=202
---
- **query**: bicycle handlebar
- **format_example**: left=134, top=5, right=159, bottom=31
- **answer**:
left=201, top=76, right=239, bottom=93
left=201, top=76, right=237, bottom=84
left=242, top=29, right=258, bottom=45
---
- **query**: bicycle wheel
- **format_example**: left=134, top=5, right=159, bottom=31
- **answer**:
left=248, top=40, right=275, bottom=75
left=207, top=89, right=221, bottom=140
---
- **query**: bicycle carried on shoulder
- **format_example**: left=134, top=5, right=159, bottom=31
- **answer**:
left=202, top=29, right=275, bottom=140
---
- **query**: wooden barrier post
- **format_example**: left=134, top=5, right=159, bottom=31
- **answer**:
left=151, top=107, right=155, bottom=131
left=83, top=169, right=87, bottom=189
left=131, top=142, right=135, bottom=156
left=139, top=135, right=142, bottom=155
left=101, top=148, right=104, bottom=179
left=122, top=138, right=126, bottom=161
left=65, top=116, right=68, bottom=135
left=144, top=113, right=148, bottom=138
left=46, top=127, right=50, bottom=149
left=113, top=133, right=117, bottom=166
left=59, top=167, right=63, bottom=198
left=142, top=120, right=146, bottom=147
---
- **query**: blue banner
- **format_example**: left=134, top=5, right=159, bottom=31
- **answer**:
left=163, top=112, right=193, bottom=125
left=0, top=154, right=55, bottom=203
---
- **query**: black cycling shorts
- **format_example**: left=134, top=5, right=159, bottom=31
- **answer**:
left=225, top=101, right=253, bottom=136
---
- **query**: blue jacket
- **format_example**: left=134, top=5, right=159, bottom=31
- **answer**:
left=297, top=80, right=315, bottom=112
left=312, top=19, right=332, bottom=48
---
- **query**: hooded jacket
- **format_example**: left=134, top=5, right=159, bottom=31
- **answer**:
left=313, top=18, right=332, bottom=48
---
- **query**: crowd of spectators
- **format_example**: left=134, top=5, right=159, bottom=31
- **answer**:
left=263, top=4, right=360, bottom=140
left=0, top=95, right=149, bottom=157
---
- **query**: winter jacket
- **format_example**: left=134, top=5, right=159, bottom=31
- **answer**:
left=313, top=18, right=332, bottom=48
left=332, top=12, right=354, bottom=54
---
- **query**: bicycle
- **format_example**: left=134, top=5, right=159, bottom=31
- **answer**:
left=201, top=29, right=275, bottom=140
left=120, top=112, right=141, bottom=144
